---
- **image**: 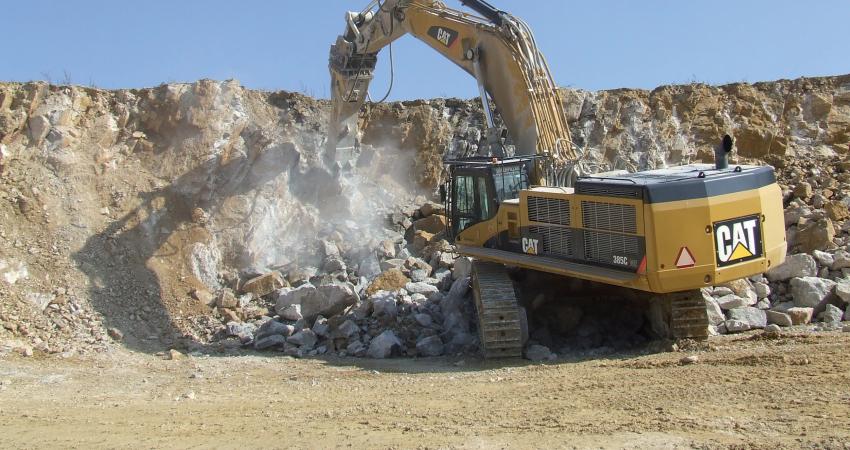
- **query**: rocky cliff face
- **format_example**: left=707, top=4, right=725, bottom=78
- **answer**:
left=361, top=74, right=850, bottom=177
left=0, top=74, right=848, bottom=355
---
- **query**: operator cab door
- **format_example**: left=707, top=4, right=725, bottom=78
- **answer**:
left=450, top=169, right=496, bottom=239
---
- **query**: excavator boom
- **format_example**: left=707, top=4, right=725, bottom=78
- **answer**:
left=328, top=0, right=578, bottom=184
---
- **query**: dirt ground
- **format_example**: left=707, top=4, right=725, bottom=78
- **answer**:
left=1, top=331, right=849, bottom=449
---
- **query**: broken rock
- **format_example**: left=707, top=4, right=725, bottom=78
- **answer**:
left=786, top=307, right=814, bottom=325
left=835, top=279, right=850, bottom=304
left=335, top=319, right=360, bottom=339
left=789, top=276, right=835, bottom=308
left=723, top=279, right=758, bottom=305
left=216, top=289, right=238, bottom=309
left=704, top=293, right=725, bottom=325
left=453, top=257, right=472, bottom=280
left=371, top=292, right=399, bottom=320
left=524, top=344, right=554, bottom=362
left=415, top=335, right=444, bottom=357
left=795, top=218, right=835, bottom=253
left=241, top=271, right=287, bottom=297
left=405, top=281, right=439, bottom=295
left=715, top=294, right=748, bottom=310
left=279, top=304, right=303, bottom=321
left=255, top=334, right=287, bottom=350
left=255, top=320, right=295, bottom=341
left=765, top=310, right=793, bottom=327
left=305, top=283, right=359, bottom=322
left=819, top=304, right=844, bottom=323
left=367, top=330, right=402, bottom=359
left=766, top=254, right=817, bottom=281
left=832, top=251, right=850, bottom=271
left=288, top=329, right=318, bottom=350
left=412, top=214, right=447, bottom=235
left=366, top=268, right=409, bottom=296
left=727, top=307, right=767, bottom=330
left=274, top=283, right=318, bottom=316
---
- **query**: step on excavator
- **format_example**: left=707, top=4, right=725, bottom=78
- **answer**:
left=328, top=0, right=787, bottom=357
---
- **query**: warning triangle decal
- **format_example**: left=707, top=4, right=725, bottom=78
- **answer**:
left=729, top=242, right=754, bottom=260
left=676, top=247, right=696, bottom=268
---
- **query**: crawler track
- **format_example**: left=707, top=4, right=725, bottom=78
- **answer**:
left=471, top=260, right=526, bottom=358
left=668, top=290, right=710, bottom=339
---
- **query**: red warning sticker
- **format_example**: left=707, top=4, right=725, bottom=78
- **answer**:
left=675, top=247, right=696, bottom=268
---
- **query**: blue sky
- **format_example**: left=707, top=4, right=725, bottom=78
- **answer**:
left=3, top=1, right=848, bottom=99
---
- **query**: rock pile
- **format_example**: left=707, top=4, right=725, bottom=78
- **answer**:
left=204, top=201, right=481, bottom=358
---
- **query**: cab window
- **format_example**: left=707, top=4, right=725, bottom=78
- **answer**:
left=492, top=163, right=528, bottom=202
left=452, top=173, right=496, bottom=236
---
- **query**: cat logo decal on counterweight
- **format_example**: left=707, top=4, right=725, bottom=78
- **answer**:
left=427, top=26, right=459, bottom=48
left=713, top=215, right=763, bottom=267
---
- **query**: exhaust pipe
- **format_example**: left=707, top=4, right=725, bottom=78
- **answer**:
left=715, top=134, right=733, bottom=170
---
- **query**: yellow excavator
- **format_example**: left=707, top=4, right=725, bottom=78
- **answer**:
left=329, top=0, right=787, bottom=357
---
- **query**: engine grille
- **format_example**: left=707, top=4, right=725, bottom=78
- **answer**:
left=581, top=201, right=637, bottom=234
left=583, top=230, right=641, bottom=268
left=527, top=196, right=570, bottom=225
left=575, top=183, right=643, bottom=199
left=528, top=225, right=573, bottom=258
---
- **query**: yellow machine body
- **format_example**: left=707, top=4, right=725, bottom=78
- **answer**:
left=452, top=162, right=787, bottom=294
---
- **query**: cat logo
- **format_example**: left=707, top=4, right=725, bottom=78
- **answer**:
left=522, top=237, right=539, bottom=255
left=426, top=26, right=458, bottom=48
left=713, top=215, right=763, bottom=267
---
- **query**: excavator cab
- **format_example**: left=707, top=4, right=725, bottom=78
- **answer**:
left=443, top=156, right=534, bottom=241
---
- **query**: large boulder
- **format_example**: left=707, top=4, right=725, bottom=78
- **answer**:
left=357, top=254, right=382, bottom=279
left=453, top=257, right=473, bottom=280
left=365, top=269, right=409, bottom=296
left=306, top=283, right=360, bottom=321
left=379, top=258, right=405, bottom=272
left=790, top=277, right=836, bottom=308
left=524, top=344, right=555, bottom=362
left=835, top=279, right=850, bottom=304
left=825, top=202, right=850, bottom=221
left=795, top=219, right=835, bottom=253
left=274, top=284, right=318, bottom=316
left=279, top=304, right=303, bottom=321
left=812, top=250, right=835, bottom=268
left=831, top=251, right=850, bottom=271
left=254, top=334, right=287, bottom=350
left=722, top=279, right=758, bottom=305
left=715, top=294, right=749, bottom=310
left=287, top=329, right=318, bottom=350
left=241, top=271, right=287, bottom=297
left=819, top=304, right=844, bottom=324
left=703, top=293, right=726, bottom=325
left=415, top=335, right=444, bottom=357
left=371, top=292, right=398, bottom=320
left=786, top=307, right=814, bottom=325
left=727, top=307, right=767, bottom=331
left=411, top=214, right=447, bottom=235
left=367, top=330, right=403, bottom=359
left=766, top=310, right=793, bottom=327
left=405, top=281, right=439, bottom=295
left=255, top=319, right=295, bottom=341
left=766, top=254, right=817, bottom=281
left=412, top=230, right=435, bottom=253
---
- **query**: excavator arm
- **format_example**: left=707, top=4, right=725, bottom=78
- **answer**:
left=328, top=0, right=579, bottom=185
